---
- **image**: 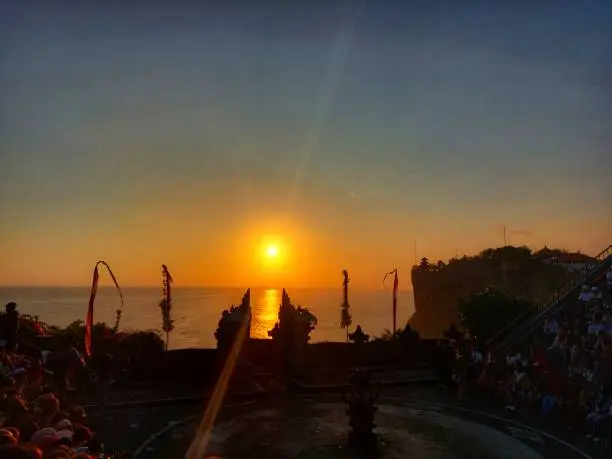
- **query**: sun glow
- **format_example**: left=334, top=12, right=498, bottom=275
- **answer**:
left=241, top=221, right=321, bottom=287
left=265, top=245, right=279, bottom=258
left=256, top=235, right=287, bottom=283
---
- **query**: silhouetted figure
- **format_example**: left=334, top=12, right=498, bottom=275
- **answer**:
left=443, top=323, right=464, bottom=342
left=349, top=325, right=370, bottom=344
left=4, top=302, right=19, bottom=352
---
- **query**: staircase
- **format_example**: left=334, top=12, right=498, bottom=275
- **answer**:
left=486, top=244, right=612, bottom=353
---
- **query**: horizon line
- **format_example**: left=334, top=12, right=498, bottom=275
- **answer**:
left=0, top=284, right=413, bottom=291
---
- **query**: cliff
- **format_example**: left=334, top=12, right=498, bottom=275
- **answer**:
left=408, top=246, right=587, bottom=338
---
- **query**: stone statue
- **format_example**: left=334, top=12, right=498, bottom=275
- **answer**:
left=268, top=289, right=318, bottom=377
left=342, top=368, right=379, bottom=455
left=348, top=325, right=370, bottom=344
left=215, top=289, right=251, bottom=356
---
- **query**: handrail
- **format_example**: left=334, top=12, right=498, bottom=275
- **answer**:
left=484, top=269, right=583, bottom=349
left=595, top=244, right=612, bottom=262
left=518, top=244, right=612, bottom=338
left=485, top=244, right=612, bottom=350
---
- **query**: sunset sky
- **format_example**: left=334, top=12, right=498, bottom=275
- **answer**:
left=1, top=1, right=610, bottom=288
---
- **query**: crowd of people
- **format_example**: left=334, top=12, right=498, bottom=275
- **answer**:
left=0, top=302, right=123, bottom=458
left=456, top=266, right=612, bottom=445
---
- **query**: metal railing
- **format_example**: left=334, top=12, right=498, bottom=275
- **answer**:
left=539, top=243, right=612, bottom=313
left=517, top=244, right=612, bottom=338
left=485, top=244, right=612, bottom=351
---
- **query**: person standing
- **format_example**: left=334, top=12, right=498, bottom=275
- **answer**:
left=3, top=302, right=19, bottom=352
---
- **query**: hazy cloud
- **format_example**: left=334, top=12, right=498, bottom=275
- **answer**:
left=511, top=229, right=535, bottom=237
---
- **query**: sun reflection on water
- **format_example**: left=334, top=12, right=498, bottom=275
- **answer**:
left=250, top=288, right=280, bottom=339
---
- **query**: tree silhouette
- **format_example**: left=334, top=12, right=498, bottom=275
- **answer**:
left=418, top=257, right=430, bottom=270
left=458, top=288, right=532, bottom=344
left=376, top=323, right=420, bottom=349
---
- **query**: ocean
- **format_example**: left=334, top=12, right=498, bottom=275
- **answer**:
left=0, top=287, right=415, bottom=349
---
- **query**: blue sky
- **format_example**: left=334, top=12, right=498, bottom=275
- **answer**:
left=1, top=1, right=610, bottom=286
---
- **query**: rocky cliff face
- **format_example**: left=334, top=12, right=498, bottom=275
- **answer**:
left=408, top=246, right=574, bottom=338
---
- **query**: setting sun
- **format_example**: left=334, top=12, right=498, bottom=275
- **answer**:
left=265, top=245, right=279, bottom=258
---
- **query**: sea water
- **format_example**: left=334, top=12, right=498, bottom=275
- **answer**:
left=0, top=287, right=414, bottom=349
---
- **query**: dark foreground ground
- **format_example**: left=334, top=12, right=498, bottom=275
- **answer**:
left=86, top=383, right=608, bottom=459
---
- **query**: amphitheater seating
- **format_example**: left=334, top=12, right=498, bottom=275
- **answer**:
left=465, top=246, right=612, bottom=445
left=488, top=244, right=612, bottom=354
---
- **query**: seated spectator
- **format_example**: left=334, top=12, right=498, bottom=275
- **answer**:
left=588, top=313, right=606, bottom=336
left=505, top=362, right=530, bottom=411
left=33, top=394, right=60, bottom=428
left=68, top=407, right=86, bottom=426
left=470, top=345, right=484, bottom=365
left=542, top=317, right=558, bottom=341
left=532, top=344, right=549, bottom=371
left=540, top=383, right=559, bottom=421
left=44, top=445, right=74, bottom=459
left=0, top=428, right=18, bottom=446
left=2, top=303, right=20, bottom=353
left=506, top=350, right=527, bottom=368
left=586, top=384, right=612, bottom=442
left=1, top=345, right=15, bottom=384
left=0, top=443, right=43, bottom=459
left=568, top=352, right=587, bottom=377
left=71, top=426, right=92, bottom=449
left=29, top=427, right=58, bottom=450
left=3, top=394, right=31, bottom=428
left=0, top=338, right=121, bottom=457
left=578, top=285, right=593, bottom=303
left=55, top=429, right=74, bottom=449
left=17, top=421, right=39, bottom=443
left=456, top=258, right=612, bottom=444
left=589, top=287, right=603, bottom=308
left=582, top=359, right=596, bottom=384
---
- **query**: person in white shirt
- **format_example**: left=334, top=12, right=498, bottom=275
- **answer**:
left=507, top=353, right=521, bottom=367
left=588, top=313, right=606, bottom=336
left=578, top=285, right=592, bottom=302
left=543, top=317, right=558, bottom=336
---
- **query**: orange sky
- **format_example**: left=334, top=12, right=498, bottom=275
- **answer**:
left=1, top=201, right=609, bottom=288
left=1, top=2, right=610, bottom=289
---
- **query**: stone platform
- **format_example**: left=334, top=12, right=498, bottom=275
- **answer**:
left=130, top=398, right=580, bottom=459
left=91, top=386, right=601, bottom=459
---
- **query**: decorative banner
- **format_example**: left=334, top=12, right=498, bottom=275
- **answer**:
left=340, top=270, right=352, bottom=342
left=160, top=264, right=174, bottom=350
left=162, top=264, right=173, bottom=305
left=85, top=261, right=123, bottom=358
left=383, top=268, right=399, bottom=333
